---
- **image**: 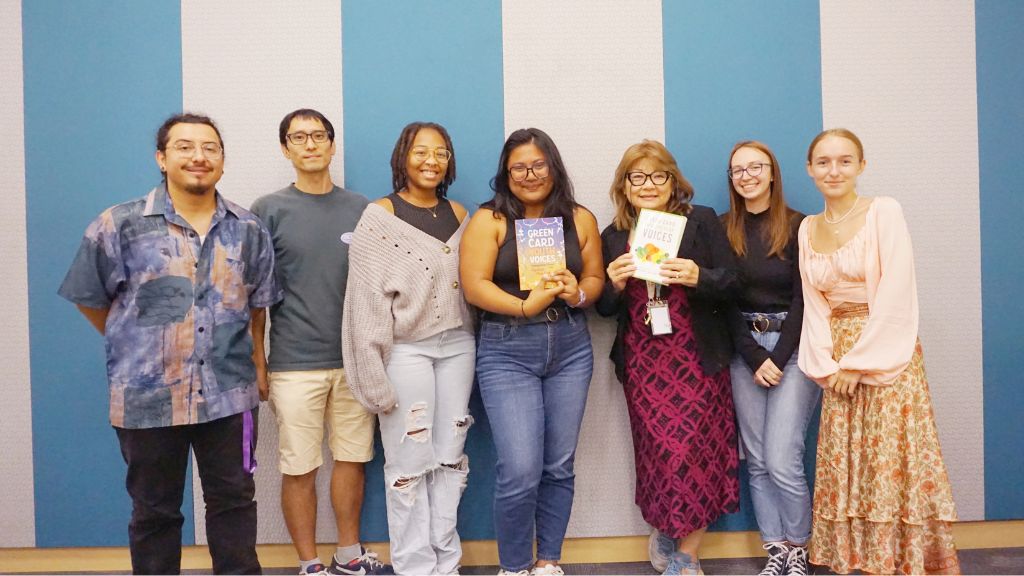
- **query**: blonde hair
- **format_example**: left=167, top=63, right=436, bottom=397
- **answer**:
left=807, top=128, right=865, bottom=162
left=609, top=140, right=694, bottom=231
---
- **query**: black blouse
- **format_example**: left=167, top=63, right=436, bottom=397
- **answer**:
left=724, top=209, right=805, bottom=371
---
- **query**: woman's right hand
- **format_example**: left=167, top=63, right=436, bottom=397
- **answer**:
left=522, top=279, right=564, bottom=317
left=606, top=252, right=636, bottom=293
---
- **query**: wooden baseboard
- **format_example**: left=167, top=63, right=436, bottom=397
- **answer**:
left=1, top=520, right=1020, bottom=573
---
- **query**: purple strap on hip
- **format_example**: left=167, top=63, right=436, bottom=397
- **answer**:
left=243, top=409, right=257, bottom=474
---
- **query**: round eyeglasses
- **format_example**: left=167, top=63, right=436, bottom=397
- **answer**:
left=411, top=146, right=452, bottom=163
left=509, top=161, right=549, bottom=182
left=286, top=130, right=331, bottom=146
left=626, top=171, right=670, bottom=187
left=728, top=162, right=771, bottom=180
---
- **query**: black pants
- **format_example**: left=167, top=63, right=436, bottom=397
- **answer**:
left=115, top=409, right=261, bottom=575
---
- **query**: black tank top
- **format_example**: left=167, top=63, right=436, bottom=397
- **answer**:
left=492, top=213, right=584, bottom=300
left=388, top=192, right=460, bottom=242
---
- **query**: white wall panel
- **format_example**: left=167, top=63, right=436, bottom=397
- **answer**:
left=503, top=0, right=665, bottom=537
left=181, top=0, right=345, bottom=544
left=819, top=0, right=983, bottom=519
left=0, top=0, right=37, bottom=548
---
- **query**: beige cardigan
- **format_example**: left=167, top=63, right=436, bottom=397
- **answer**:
left=341, top=203, right=473, bottom=412
left=797, top=196, right=919, bottom=386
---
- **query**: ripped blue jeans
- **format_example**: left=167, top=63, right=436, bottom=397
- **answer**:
left=380, top=328, right=476, bottom=575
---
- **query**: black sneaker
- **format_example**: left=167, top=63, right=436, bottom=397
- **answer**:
left=785, top=545, right=808, bottom=576
left=329, top=547, right=394, bottom=575
left=759, top=542, right=790, bottom=576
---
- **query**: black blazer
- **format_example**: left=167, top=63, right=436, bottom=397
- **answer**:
left=596, top=204, right=739, bottom=383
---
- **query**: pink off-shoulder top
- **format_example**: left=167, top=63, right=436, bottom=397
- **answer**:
left=797, top=196, right=919, bottom=386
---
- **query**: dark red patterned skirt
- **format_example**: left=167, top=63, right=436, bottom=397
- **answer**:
left=622, top=279, right=739, bottom=539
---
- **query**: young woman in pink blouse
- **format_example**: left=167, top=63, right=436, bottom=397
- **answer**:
left=798, top=128, right=959, bottom=575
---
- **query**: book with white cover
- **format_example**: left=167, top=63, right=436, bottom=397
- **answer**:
left=628, top=208, right=687, bottom=285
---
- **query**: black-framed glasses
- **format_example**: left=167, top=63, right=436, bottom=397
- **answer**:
left=626, top=171, right=671, bottom=187
left=286, top=130, right=331, bottom=146
left=169, top=140, right=223, bottom=159
left=728, top=162, right=771, bottom=179
left=509, top=161, right=549, bottom=182
left=411, top=146, right=452, bottom=163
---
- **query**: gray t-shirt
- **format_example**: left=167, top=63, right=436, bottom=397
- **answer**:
left=251, top=185, right=369, bottom=371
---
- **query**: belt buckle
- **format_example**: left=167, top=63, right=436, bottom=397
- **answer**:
left=545, top=308, right=560, bottom=322
left=752, top=314, right=769, bottom=334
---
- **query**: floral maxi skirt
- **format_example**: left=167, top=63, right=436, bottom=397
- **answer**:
left=809, top=304, right=959, bottom=575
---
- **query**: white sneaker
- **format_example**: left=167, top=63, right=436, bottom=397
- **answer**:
left=496, top=570, right=530, bottom=576
left=531, top=565, right=564, bottom=576
left=649, top=529, right=677, bottom=572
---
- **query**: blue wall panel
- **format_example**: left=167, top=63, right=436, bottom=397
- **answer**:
left=23, top=0, right=189, bottom=546
left=663, top=1, right=823, bottom=217
left=341, top=0, right=505, bottom=540
left=977, top=0, right=1024, bottom=520
left=662, top=0, right=823, bottom=532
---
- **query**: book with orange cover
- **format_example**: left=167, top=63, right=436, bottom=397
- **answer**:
left=515, top=217, right=566, bottom=290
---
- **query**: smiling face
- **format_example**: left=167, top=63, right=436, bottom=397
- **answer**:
left=730, top=146, right=772, bottom=210
left=404, top=127, right=449, bottom=195
left=625, top=157, right=673, bottom=212
left=156, top=122, right=224, bottom=196
left=507, top=142, right=553, bottom=209
left=807, top=134, right=865, bottom=200
left=282, top=116, right=335, bottom=175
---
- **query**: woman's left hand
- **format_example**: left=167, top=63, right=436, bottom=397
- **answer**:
left=828, top=369, right=862, bottom=396
left=659, top=257, right=699, bottom=287
left=545, top=269, right=582, bottom=306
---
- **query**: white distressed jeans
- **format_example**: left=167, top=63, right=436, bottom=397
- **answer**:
left=380, top=328, right=476, bottom=575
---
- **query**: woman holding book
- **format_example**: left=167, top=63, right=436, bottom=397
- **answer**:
left=798, top=128, right=958, bottom=575
left=721, top=140, right=818, bottom=576
left=342, top=121, right=475, bottom=575
left=460, top=127, right=603, bottom=576
left=597, top=140, right=739, bottom=576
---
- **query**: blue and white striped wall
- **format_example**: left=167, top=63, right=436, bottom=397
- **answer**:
left=2, top=0, right=1021, bottom=548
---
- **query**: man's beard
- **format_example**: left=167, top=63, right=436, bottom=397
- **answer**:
left=184, top=183, right=213, bottom=196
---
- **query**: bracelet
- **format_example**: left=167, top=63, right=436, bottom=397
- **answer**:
left=520, top=299, right=527, bottom=318
left=569, top=288, right=586, bottom=308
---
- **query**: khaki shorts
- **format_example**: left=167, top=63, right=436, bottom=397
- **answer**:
left=269, top=368, right=375, bottom=475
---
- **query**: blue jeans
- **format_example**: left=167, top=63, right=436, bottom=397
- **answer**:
left=380, top=328, right=476, bottom=575
left=730, top=318, right=820, bottom=545
left=476, top=309, right=593, bottom=571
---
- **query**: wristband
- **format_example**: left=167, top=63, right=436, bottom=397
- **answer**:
left=569, top=288, right=586, bottom=308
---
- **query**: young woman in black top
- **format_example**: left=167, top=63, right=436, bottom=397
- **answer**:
left=722, top=141, right=819, bottom=576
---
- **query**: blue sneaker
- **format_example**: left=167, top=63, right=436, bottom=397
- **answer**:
left=663, top=551, right=702, bottom=575
left=648, top=529, right=677, bottom=572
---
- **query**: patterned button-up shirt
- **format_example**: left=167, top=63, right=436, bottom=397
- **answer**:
left=59, top=185, right=282, bottom=429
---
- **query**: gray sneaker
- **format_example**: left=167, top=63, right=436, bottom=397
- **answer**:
left=649, top=529, right=678, bottom=572
left=663, top=551, right=702, bottom=576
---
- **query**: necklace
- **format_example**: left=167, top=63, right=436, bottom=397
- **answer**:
left=400, top=189, right=439, bottom=218
left=824, top=196, right=860, bottom=225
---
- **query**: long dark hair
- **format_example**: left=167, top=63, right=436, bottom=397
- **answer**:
left=723, top=140, right=794, bottom=259
left=484, top=127, right=576, bottom=222
left=390, top=121, right=457, bottom=198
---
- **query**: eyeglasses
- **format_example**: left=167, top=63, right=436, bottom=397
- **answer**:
left=169, top=140, right=223, bottom=159
left=286, top=130, right=331, bottom=146
left=728, top=162, right=771, bottom=179
left=411, top=146, right=452, bottom=163
left=626, top=171, right=671, bottom=187
left=509, top=161, right=549, bottom=182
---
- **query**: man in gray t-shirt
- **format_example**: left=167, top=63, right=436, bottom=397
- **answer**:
left=251, top=109, right=390, bottom=576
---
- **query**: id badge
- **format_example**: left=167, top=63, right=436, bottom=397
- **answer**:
left=648, top=301, right=673, bottom=335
